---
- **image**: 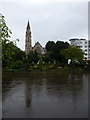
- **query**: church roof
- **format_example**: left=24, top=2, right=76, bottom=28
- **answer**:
left=34, top=42, right=42, bottom=48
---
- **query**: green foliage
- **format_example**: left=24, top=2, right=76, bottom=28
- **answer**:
left=0, top=14, right=12, bottom=41
left=61, top=46, right=84, bottom=63
left=2, top=40, right=26, bottom=68
left=0, top=14, right=12, bottom=65
left=27, top=50, right=39, bottom=64
left=1, top=14, right=25, bottom=69
left=45, top=41, right=55, bottom=51
left=37, top=59, right=44, bottom=67
left=52, top=41, right=70, bottom=62
left=0, top=14, right=12, bottom=67
left=45, top=41, right=70, bottom=63
left=41, top=53, right=51, bottom=63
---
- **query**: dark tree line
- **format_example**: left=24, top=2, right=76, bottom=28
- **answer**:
left=45, top=41, right=70, bottom=63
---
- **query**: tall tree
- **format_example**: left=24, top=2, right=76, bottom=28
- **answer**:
left=0, top=14, right=12, bottom=67
left=52, top=41, right=70, bottom=62
left=45, top=41, right=70, bottom=63
left=1, top=14, right=25, bottom=68
left=45, top=41, right=55, bottom=51
left=0, top=14, right=12, bottom=42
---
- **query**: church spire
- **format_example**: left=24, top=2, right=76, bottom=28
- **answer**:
left=27, top=20, right=30, bottom=29
left=25, top=21, right=32, bottom=57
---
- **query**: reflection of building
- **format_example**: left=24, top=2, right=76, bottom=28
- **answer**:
left=25, top=21, right=46, bottom=57
left=25, top=80, right=32, bottom=108
left=69, top=38, right=90, bottom=60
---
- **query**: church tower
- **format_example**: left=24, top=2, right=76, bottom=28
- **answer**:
left=25, top=21, right=32, bottom=56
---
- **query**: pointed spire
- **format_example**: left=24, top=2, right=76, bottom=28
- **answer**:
left=27, top=20, right=30, bottom=29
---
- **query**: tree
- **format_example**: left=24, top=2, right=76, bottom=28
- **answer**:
left=52, top=41, right=70, bottom=62
left=2, top=40, right=26, bottom=68
left=27, top=50, right=39, bottom=64
left=41, top=53, right=52, bottom=63
left=45, top=41, right=55, bottom=51
left=45, top=41, right=70, bottom=63
left=0, top=14, right=12, bottom=43
left=61, top=46, right=84, bottom=63
left=1, top=14, right=26, bottom=69
left=0, top=14, right=12, bottom=67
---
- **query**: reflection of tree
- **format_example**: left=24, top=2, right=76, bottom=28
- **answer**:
left=68, top=73, right=83, bottom=90
left=46, top=71, right=83, bottom=103
left=70, top=73, right=85, bottom=113
left=72, top=86, right=78, bottom=113
left=2, top=72, right=15, bottom=100
left=71, top=79, right=82, bottom=113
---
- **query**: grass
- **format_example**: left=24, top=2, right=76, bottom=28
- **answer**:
left=2, top=63, right=90, bottom=72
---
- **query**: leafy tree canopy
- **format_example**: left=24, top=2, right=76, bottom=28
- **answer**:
left=45, top=41, right=55, bottom=51
left=61, top=46, right=84, bottom=62
left=45, top=40, right=70, bottom=63
left=27, top=50, right=39, bottom=64
left=1, top=14, right=25, bottom=68
left=0, top=14, right=12, bottom=42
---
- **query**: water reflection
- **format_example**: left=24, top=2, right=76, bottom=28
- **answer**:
left=25, top=79, right=32, bottom=108
left=2, top=70, right=88, bottom=118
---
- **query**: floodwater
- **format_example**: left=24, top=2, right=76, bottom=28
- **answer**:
left=2, top=70, right=88, bottom=118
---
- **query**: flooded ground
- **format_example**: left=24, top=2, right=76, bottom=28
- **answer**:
left=2, top=70, right=88, bottom=118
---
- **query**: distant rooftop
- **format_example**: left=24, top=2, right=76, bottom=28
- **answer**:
left=69, top=38, right=86, bottom=41
left=69, top=38, right=79, bottom=41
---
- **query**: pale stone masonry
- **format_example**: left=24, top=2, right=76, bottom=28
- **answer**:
left=25, top=21, right=46, bottom=57
left=25, top=21, right=32, bottom=56
left=33, top=42, right=46, bottom=55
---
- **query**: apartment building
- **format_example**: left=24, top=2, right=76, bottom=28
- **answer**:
left=69, top=38, right=90, bottom=60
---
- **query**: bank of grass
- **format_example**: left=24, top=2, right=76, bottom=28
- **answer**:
left=3, top=62, right=90, bottom=72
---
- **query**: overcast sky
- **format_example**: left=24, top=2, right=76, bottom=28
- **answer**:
left=0, top=0, right=88, bottom=50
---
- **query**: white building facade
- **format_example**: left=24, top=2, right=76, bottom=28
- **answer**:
left=69, top=38, right=90, bottom=60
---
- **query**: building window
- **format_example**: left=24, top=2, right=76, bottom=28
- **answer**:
left=85, top=42, right=87, bottom=44
left=85, top=49, right=87, bottom=52
left=85, top=46, right=87, bottom=48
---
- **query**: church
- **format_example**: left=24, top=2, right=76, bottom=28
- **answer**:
left=25, top=21, right=46, bottom=57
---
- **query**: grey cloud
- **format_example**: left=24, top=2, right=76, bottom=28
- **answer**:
left=0, top=2, right=88, bottom=50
